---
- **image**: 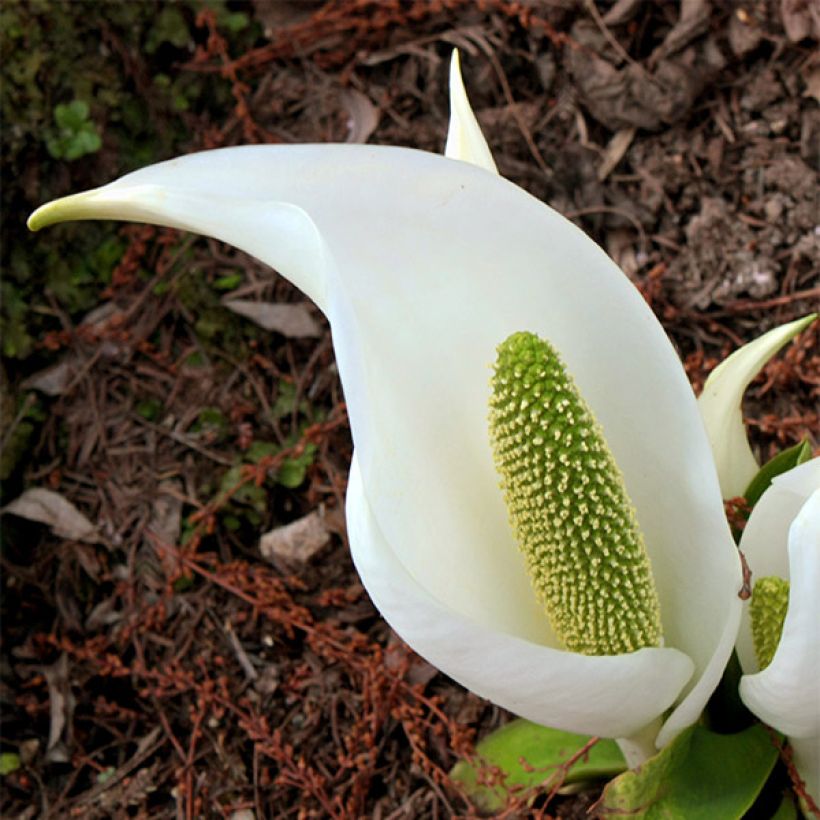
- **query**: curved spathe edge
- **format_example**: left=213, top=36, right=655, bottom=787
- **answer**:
left=346, top=453, right=694, bottom=741
left=698, top=314, right=817, bottom=499
left=739, top=488, right=820, bottom=739
left=736, top=458, right=820, bottom=674
left=655, top=581, right=743, bottom=748
left=28, top=179, right=331, bottom=311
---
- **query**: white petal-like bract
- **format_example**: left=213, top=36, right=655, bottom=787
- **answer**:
left=739, top=479, right=820, bottom=802
left=698, top=315, right=817, bottom=499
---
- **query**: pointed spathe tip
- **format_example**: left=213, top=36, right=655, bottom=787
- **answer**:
left=444, top=48, right=498, bottom=174
left=28, top=189, right=107, bottom=232
left=27, top=198, right=65, bottom=232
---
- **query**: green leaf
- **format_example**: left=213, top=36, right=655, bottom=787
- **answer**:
left=96, top=766, right=117, bottom=784
left=223, top=515, right=241, bottom=531
left=54, top=99, right=89, bottom=129
left=221, top=11, right=249, bottom=33
left=213, top=273, right=243, bottom=291
left=744, top=440, right=812, bottom=508
left=218, top=465, right=244, bottom=495
left=771, top=793, right=798, bottom=820
left=246, top=441, right=279, bottom=463
left=277, top=444, right=317, bottom=488
left=0, top=752, right=21, bottom=776
left=47, top=99, right=102, bottom=160
left=193, top=406, right=227, bottom=440
left=136, top=398, right=163, bottom=421
left=600, top=724, right=779, bottom=819
left=145, top=5, right=191, bottom=54
left=451, top=719, right=625, bottom=814
left=271, top=380, right=298, bottom=420
left=173, top=574, right=194, bottom=593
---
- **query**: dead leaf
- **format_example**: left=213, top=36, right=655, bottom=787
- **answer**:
left=253, top=665, right=280, bottom=697
left=19, top=738, right=39, bottom=766
left=606, top=228, right=640, bottom=279
left=803, top=65, right=820, bottom=104
left=340, top=88, right=380, bottom=144
left=260, top=509, right=330, bottom=566
left=22, top=359, right=77, bottom=396
left=567, top=20, right=723, bottom=131
left=651, top=0, right=712, bottom=63
left=251, top=0, right=322, bottom=38
left=728, top=8, right=763, bottom=57
left=229, top=810, right=257, bottom=820
left=146, top=481, right=182, bottom=546
left=602, top=0, right=643, bottom=25
left=780, top=0, right=820, bottom=41
left=40, top=653, right=72, bottom=754
left=98, top=764, right=159, bottom=812
left=80, top=301, right=119, bottom=329
left=386, top=631, right=438, bottom=687
left=598, top=127, right=636, bottom=181
left=85, top=596, right=124, bottom=631
left=223, top=299, right=322, bottom=338
left=2, top=488, right=101, bottom=543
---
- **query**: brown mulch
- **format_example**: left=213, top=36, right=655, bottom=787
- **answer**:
left=2, top=2, right=818, bottom=817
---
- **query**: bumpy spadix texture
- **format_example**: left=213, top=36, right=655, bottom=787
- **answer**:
left=489, top=332, right=662, bottom=655
left=749, top=576, right=789, bottom=670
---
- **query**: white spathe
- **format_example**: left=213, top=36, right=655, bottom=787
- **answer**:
left=28, top=60, right=746, bottom=750
left=27, top=144, right=740, bottom=746
left=698, top=315, right=816, bottom=500
left=736, top=460, right=820, bottom=803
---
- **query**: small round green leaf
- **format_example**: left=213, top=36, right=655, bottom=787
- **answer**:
left=0, top=752, right=21, bottom=776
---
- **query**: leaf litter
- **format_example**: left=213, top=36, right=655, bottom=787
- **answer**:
left=1, top=1, right=818, bottom=817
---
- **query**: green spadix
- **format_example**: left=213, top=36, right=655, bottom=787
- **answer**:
left=489, top=332, right=662, bottom=655
left=749, top=576, right=789, bottom=670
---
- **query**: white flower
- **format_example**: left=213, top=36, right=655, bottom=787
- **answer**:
left=735, top=459, right=820, bottom=804
left=29, top=53, right=749, bottom=757
left=698, top=316, right=817, bottom=499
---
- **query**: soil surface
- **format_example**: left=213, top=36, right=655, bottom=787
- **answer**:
left=1, top=1, right=818, bottom=818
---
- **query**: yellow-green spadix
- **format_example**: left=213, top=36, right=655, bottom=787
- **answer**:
left=29, top=51, right=753, bottom=757
left=489, top=332, right=661, bottom=655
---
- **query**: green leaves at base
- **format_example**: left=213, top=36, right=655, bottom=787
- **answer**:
left=744, top=440, right=812, bottom=508
left=600, top=724, right=779, bottom=819
left=46, top=100, right=102, bottom=161
left=451, top=719, right=625, bottom=813
left=0, top=752, right=20, bottom=776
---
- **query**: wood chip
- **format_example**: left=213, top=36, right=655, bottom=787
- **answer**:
left=223, top=299, right=322, bottom=338
left=259, top=509, right=330, bottom=566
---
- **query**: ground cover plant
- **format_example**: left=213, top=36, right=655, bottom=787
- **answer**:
left=1, top=1, right=818, bottom=817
